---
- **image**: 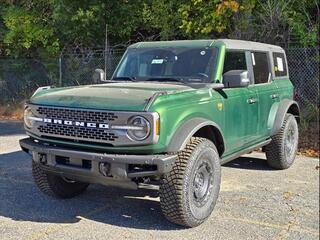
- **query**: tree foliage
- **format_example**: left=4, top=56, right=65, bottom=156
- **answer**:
left=0, top=0, right=318, bottom=58
left=179, top=0, right=240, bottom=37
left=250, top=0, right=319, bottom=46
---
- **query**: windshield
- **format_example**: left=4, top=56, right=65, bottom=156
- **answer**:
left=113, top=47, right=217, bottom=83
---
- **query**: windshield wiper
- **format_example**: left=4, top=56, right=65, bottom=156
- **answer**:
left=112, top=76, right=137, bottom=81
left=145, top=77, right=185, bottom=83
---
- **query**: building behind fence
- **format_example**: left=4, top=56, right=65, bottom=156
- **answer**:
left=0, top=46, right=319, bottom=111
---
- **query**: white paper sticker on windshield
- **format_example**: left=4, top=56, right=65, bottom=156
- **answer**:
left=277, top=57, right=284, bottom=71
left=151, top=59, right=164, bottom=64
left=251, top=53, right=256, bottom=65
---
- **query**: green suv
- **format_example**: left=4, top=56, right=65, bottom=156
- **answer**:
left=20, top=39, right=300, bottom=227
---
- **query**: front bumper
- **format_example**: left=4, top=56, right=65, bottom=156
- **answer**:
left=20, top=138, right=177, bottom=189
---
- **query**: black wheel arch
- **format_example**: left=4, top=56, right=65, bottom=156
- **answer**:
left=166, top=117, right=225, bottom=156
left=271, top=99, right=300, bottom=136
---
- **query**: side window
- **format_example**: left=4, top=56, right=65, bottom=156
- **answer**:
left=223, top=51, right=247, bottom=73
left=273, top=52, right=288, bottom=77
left=251, top=52, right=270, bottom=84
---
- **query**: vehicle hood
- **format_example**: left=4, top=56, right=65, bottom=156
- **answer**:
left=30, top=82, right=193, bottom=111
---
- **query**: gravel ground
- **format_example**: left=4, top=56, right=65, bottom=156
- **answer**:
left=0, top=121, right=319, bottom=240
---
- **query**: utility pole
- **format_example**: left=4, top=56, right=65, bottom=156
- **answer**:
left=59, top=52, right=63, bottom=86
left=104, top=24, right=108, bottom=80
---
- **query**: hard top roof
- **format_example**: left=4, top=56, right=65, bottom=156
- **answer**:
left=128, top=39, right=284, bottom=52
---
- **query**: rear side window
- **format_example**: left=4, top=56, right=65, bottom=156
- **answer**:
left=273, top=52, right=288, bottom=77
left=251, top=52, right=270, bottom=84
left=223, top=51, right=247, bottom=73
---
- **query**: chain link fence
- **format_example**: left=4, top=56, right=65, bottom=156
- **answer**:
left=287, top=47, right=319, bottom=108
left=59, top=48, right=125, bottom=86
left=0, top=46, right=319, bottom=109
left=0, top=58, right=59, bottom=105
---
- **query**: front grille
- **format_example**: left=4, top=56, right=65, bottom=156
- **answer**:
left=36, top=106, right=120, bottom=144
left=28, top=104, right=157, bottom=147
left=37, top=107, right=118, bottom=122
left=38, top=124, right=118, bottom=141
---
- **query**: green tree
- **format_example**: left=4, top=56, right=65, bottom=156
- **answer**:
left=142, top=0, right=187, bottom=40
left=3, top=6, right=59, bottom=57
left=0, top=0, right=318, bottom=58
left=250, top=0, right=319, bottom=46
left=0, top=0, right=148, bottom=57
left=178, top=0, right=242, bottom=38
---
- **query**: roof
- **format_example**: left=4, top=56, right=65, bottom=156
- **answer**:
left=128, top=39, right=284, bottom=52
left=218, top=39, right=284, bottom=52
left=128, top=40, right=214, bottom=49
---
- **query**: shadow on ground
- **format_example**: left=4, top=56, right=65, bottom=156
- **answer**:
left=0, top=150, right=181, bottom=230
left=224, top=155, right=275, bottom=171
left=0, top=121, right=24, bottom=136
left=0, top=150, right=270, bottom=230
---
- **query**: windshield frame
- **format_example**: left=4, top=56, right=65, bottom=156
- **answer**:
left=111, top=46, right=219, bottom=84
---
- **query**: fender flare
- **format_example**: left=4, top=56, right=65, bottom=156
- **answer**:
left=271, top=99, right=300, bottom=136
left=167, top=117, right=225, bottom=153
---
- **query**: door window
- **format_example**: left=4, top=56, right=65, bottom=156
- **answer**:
left=251, top=52, right=270, bottom=84
left=223, top=51, right=247, bottom=73
left=273, top=52, right=288, bottom=77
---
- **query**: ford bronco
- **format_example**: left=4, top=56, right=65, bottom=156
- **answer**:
left=20, top=39, right=300, bottom=227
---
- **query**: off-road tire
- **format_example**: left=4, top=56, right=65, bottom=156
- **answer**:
left=265, top=113, right=299, bottom=169
left=32, top=161, right=89, bottom=198
left=159, top=137, right=221, bottom=227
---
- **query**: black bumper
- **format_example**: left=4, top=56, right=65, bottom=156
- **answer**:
left=20, top=138, right=176, bottom=189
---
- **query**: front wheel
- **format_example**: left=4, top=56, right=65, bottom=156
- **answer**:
left=32, top=161, right=89, bottom=198
left=159, top=137, right=221, bottom=227
left=265, top=113, right=299, bottom=169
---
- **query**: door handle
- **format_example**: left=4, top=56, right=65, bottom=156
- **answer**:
left=270, top=93, right=279, bottom=99
left=247, top=98, right=257, bottom=104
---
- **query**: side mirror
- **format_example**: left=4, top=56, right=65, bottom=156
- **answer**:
left=223, top=70, right=250, bottom=88
left=92, top=69, right=105, bottom=83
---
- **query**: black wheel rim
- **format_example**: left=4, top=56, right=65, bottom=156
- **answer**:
left=284, top=121, right=298, bottom=160
left=192, top=160, right=214, bottom=207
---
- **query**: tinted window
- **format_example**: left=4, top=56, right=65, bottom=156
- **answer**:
left=114, top=48, right=217, bottom=83
left=273, top=52, right=288, bottom=77
left=223, top=51, right=247, bottom=73
left=251, top=52, right=270, bottom=84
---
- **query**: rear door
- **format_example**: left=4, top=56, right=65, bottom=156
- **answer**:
left=249, top=51, right=280, bottom=140
left=272, top=52, right=291, bottom=101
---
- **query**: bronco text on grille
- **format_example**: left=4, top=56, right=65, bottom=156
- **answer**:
left=37, top=106, right=119, bottom=143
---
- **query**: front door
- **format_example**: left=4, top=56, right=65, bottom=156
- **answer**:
left=221, top=50, right=259, bottom=156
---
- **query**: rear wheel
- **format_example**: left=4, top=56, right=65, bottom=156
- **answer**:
left=265, top=113, right=299, bottom=169
left=32, top=161, right=89, bottom=198
left=159, top=137, right=221, bottom=227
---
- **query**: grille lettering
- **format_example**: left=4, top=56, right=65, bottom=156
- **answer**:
left=99, top=123, right=109, bottom=129
left=75, top=121, right=85, bottom=127
left=41, top=118, right=109, bottom=129
left=64, top=120, right=73, bottom=125
left=53, top=119, right=62, bottom=124
left=43, top=118, right=52, bottom=123
left=87, top=123, right=96, bottom=128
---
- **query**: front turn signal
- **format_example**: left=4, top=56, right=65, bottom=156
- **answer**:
left=155, top=118, right=160, bottom=136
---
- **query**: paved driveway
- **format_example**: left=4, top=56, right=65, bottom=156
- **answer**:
left=0, top=121, right=319, bottom=240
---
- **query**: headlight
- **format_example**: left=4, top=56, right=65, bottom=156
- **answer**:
left=24, top=107, right=34, bottom=128
left=127, top=116, right=151, bottom=141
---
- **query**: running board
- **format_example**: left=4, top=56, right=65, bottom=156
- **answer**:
left=220, top=139, right=272, bottom=165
